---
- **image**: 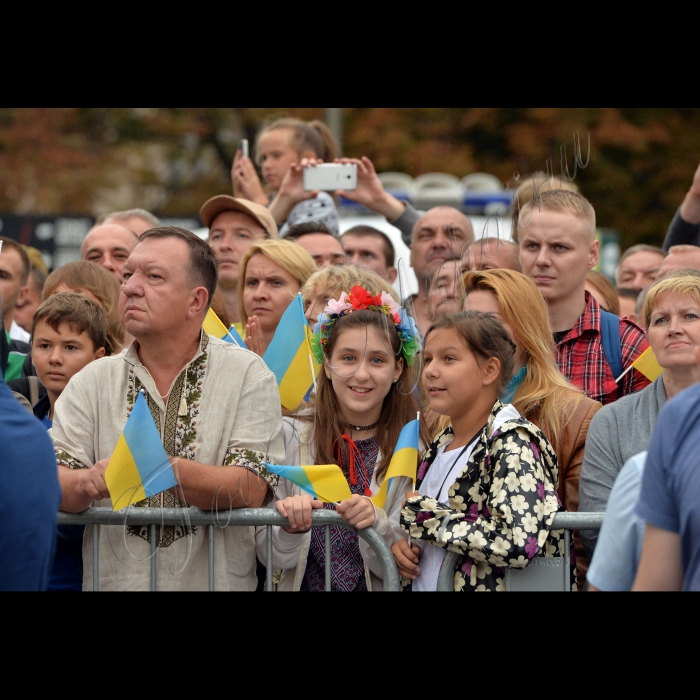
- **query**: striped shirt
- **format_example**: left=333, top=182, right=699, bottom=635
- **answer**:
left=555, top=292, right=650, bottom=406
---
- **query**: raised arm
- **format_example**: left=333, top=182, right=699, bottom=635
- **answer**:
left=663, top=162, right=700, bottom=250
left=335, top=156, right=421, bottom=246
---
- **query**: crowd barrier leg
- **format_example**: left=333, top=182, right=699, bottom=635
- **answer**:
left=266, top=526, right=273, bottom=592
left=208, top=526, right=215, bottom=592
left=150, top=524, right=157, bottom=591
left=93, top=523, right=100, bottom=592
left=325, top=525, right=332, bottom=592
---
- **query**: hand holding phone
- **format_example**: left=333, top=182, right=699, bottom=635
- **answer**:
left=303, top=163, right=357, bottom=192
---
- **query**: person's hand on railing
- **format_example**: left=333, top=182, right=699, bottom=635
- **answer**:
left=276, top=493, right=323, bottom=533
left=336, top=494, right=376, bottom=529
left=231, top=150, right=269, bottom=205
left=392, top=538, right=421, bottom=580
left=81, top=458, right=111, bottom=502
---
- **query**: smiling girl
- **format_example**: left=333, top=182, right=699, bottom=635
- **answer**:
left=256, top=285, right=428, bottom=591
left=396, top=312, right=566, bottom=592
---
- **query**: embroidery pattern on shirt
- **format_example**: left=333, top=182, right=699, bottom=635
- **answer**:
left=126, top=334, right=209, bottom=547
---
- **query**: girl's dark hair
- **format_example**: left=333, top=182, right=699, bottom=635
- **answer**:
left=304, top=309, right=429, bottom=481
left=424, top=311, right=516, bottom=395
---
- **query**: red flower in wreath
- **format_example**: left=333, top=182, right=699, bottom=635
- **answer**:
left=349, top=286, right=380, bottom=310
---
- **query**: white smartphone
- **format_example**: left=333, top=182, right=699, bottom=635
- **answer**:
left=239, top=138, right=249, bottom=158
left=303, top=163, right=357, bottom=191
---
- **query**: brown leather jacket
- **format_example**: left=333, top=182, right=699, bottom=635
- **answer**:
left=529, top=396, right=602, bottom=590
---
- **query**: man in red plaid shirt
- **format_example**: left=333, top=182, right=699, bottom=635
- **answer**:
left=518, top=189, right=650, bottom=405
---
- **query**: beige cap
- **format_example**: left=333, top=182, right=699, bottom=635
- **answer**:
left=199, top=195, right=279, bottom=238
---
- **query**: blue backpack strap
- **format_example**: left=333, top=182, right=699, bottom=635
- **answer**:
left=600, top=309, right=623, bottom=380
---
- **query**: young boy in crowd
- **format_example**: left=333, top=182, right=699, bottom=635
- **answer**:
left=31, top=292, right=107, bottom=591
left=31, top=293, right=107, bottom=427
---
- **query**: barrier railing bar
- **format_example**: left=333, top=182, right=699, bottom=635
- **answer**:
left=266, top=525, right=273, bottom=592
left=150, top=524, right=157, bottom=591
left=93, top=523, right=100, bottom=592
left=58, top=508, right=401, bottom=592
left=208, top=526, right=215, bottom=592
left=325, top=525, right=331, bottom=592
left=436, top=512, right=605, bottom=591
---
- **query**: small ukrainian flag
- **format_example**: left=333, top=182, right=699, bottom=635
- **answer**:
left=370, top=419, right=420, bottom=509
left=105, top=392, right=178, bottom=511
left=203, top=308, right=245, bottom=346
left=264, top=463, right=352, bottom=503
left=263, top=294, right=321, bottom=410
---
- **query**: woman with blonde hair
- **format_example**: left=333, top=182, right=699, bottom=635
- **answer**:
left=301, top=264, right=399, bottom=327
left=43, top=260, right=124, bottom=356
left=461, top=268, right=602, bottom=587
left=239, top=238, right=316, bottom=355
left=580, top=273, right=700, bottom=565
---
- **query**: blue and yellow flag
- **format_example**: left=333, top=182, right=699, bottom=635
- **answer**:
left=203, top=308, right=245, bottom=346
left=264, top=463, right=352, bottom=503
left=263, top=294, right=321, bottom=410
left=371, top=419, right=420, bottom=509
left=105, top=391, right=177, bottom=511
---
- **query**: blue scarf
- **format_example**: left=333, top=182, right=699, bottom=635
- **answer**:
left=501, top=366, right=527, bottom=404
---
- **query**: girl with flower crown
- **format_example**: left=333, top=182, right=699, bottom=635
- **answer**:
left=255, top=284, right=429, bottom=591
left=395, top=311, right=567, bottom=592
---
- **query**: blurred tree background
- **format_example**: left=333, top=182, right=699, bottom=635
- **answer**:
left=0, top=107, right=697, bottom=249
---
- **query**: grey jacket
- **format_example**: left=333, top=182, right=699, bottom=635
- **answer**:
left=579, top=375, right=666, bottom=559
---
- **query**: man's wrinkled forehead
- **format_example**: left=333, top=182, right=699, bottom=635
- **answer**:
left=82, top=225, right=139, bottom=254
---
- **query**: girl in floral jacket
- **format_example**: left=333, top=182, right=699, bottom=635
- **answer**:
left=396, top=312, right=566, bottom=592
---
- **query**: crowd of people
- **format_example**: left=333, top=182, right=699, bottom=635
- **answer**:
left=3, top=116, right=700, bottom=592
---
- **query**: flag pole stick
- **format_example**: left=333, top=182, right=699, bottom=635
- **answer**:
left=308, top=354, right=318, bottom=396
left=615, top=364, right=633, bottom=383
left=408, top=410, right=420, bottom=554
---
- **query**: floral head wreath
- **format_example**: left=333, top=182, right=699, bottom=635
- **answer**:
left=310, top=285, right=420, bottom=366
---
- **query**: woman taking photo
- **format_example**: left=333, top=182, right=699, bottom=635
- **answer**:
left=396, top=312, right=566, bottom=592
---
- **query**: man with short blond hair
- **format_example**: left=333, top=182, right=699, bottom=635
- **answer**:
left=518, top=189, right=649, bottom=405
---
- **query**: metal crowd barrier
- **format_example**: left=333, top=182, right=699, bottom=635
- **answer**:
left=57, top=508, right=401, bottom=592
left=436, top=512, right=605, bottom=592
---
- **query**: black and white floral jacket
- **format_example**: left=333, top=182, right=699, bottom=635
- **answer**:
left=400, top=400, right=567, bottom=592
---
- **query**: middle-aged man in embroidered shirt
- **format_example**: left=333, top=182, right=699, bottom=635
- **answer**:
left=52, top=227, right=284, bottom=591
